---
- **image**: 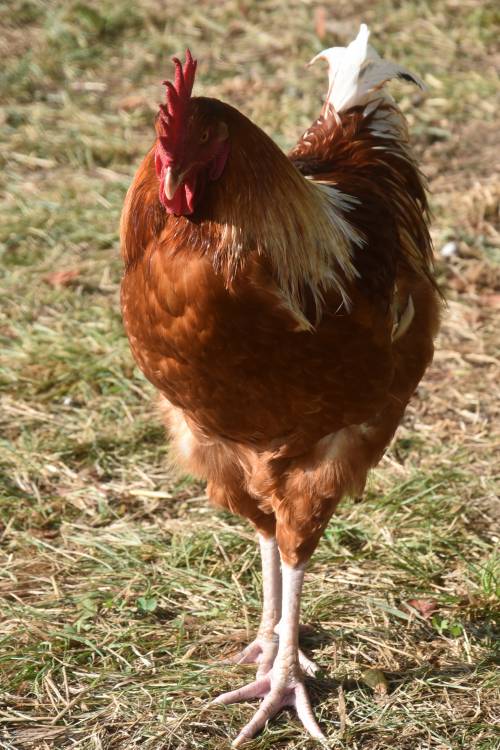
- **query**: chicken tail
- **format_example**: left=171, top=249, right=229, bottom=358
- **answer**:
left=309, top=24, right=424, bottom=116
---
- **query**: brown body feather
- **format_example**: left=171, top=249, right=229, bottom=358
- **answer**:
left=120, top=96, right=440, bottom=565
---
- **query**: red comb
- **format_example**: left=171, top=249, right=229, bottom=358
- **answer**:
left=157, top=49, right=197, bottom=164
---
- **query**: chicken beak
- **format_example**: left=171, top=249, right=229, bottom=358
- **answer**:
left=164, top=166, right=182, bottom=200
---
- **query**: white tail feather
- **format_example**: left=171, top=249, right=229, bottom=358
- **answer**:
left=310, top=24, right=424, bottom=114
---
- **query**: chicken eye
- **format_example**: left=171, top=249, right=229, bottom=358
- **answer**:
left=200, top=130, right=209, bottom=144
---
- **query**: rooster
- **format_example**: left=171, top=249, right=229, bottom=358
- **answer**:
left=120, top=25, right=441, bottom=746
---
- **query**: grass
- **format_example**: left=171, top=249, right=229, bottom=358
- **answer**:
left=0, top=0, right=499, bottom=748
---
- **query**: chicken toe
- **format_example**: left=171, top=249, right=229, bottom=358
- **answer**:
left=298, top=649, right=320, bottom=676
left=213, top=669, right=324, bottom=747
left=223, top=635, right=278, bottom=676
left=224, top=637, right=318, bottom=677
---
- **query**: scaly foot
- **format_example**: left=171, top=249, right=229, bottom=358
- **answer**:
left=277, top=622, right=320, bottom=676
left=224, top=636, right=319, bottom=677
left=213, top=666, right=324, bottom=747
left=223, top=636, right=278, bottom=677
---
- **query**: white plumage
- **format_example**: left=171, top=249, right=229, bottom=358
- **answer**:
left=310, top=24, right=424, bottom=114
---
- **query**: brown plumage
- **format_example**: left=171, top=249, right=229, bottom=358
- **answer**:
left=120, top=26, right=441, bottom=745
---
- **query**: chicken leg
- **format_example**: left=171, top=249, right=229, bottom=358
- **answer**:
left=214, top=561, right=324, bottom=746
left=225, top=535, right=318, bottom=677
left=225, top=534, right=281, bottom=676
